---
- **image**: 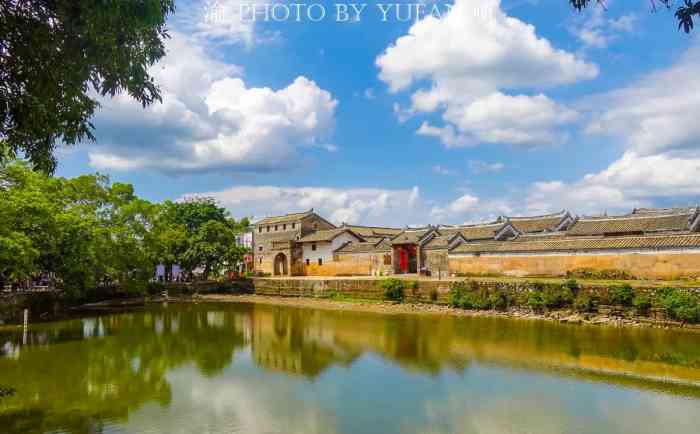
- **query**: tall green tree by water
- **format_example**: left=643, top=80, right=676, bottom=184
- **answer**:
left=0, top=161, right=249, bottom=295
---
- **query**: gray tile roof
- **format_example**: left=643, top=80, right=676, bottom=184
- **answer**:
left=567, top=213, right=693, bottom=236
left=450, top=233, right=700, bottom=254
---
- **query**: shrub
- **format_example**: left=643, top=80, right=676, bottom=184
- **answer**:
left=381, top=278, right=405, bottom=302
left=527, top=291, right=545, bottom=311
left=449, top=281, right=490, bottom=310
left=543, top=285, right=574, bottom=308
left=450, top=281, right=469, bottom=307
left=660, top=288, right=700, bottom=323
left=461, top=291, right=491, bottom=310
left=489, top=289, right=512, bottom=311
left=632, top=294, right=652, bottom=315
left=563, top=278, right=580, bottom=294
left=609, top=284, right=635, bottom=306
left=574, top=293, right=598, bottom=313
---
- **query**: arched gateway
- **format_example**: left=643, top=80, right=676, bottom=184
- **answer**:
left=274, top=253, right=288, bottom=276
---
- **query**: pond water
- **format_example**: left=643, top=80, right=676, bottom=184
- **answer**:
left=1, top=302, right=700, bottom=433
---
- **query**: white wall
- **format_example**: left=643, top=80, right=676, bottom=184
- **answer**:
left=302, top=232, right=360, bottom=265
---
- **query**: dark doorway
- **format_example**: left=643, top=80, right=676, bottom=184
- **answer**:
left=274, top=253, right=288, bottom=276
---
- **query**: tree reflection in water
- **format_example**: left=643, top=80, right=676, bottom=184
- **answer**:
left=1, top=302, right=700, bottom=433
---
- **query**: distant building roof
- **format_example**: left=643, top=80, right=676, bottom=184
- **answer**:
left=298, top=228, right=363, bottom=243
left=391, top=228, right=434, bottom=245
left=335, top=239, right=392, bottom=254
left=341, top=224, right=403, bottom=238
left=567, top=212, right=695, bottom=236
left=456, top=223, right=505, bottom=241
left=255, top=209, right=317, bottom=226
left=450, top=233, right=700, bottom=255
left=505, top=211, right=572, bottom=234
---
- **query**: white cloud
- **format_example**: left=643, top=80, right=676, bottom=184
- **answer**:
left=376, top=0, right=596, bottom=147
left=417, top=123, right=471, bottom=148
left=175, top=0, right=267, bottom=46
left=443, top=92, right=578, bottom=146
left=88, top=33, right=337, bottom=172
left=585, top=38, right=700, bottom=156
left=570, top=6, right=637, bottom=50
left=184, top=184, right=518, bottom=226
left=524, top=38, right=700, bottom=215
left=188, top=185, right=428, bottom=226
left=469, top=160, right=504, bottom=174
left=525, top=151, right=700, bottom=216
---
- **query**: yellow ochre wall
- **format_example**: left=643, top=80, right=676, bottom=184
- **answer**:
left=303, top=253, right=393, bottom=276
left=448, top=251, right=700, bottom=280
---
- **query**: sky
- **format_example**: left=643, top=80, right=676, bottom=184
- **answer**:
left=55, top=0, right=700, bottom=226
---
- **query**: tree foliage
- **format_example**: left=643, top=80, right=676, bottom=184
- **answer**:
left=0, top=0, right=175, bottom=173
left=569, top=0, right=700, bottom=33
left=0, top=161, right=250, bottom=295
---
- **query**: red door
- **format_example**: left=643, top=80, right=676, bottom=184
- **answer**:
left=399, top=247, right=408, bottom=273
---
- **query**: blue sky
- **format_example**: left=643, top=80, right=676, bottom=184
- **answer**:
left=56, top=0, right=700, bottom=225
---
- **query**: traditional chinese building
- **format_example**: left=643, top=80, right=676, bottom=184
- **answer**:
left=252, top=207, right=700, bottom=279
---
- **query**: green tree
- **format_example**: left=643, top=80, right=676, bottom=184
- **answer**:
left=0, top=0, right=176, bottom=173
left=182, top=220, right=246, bottom=279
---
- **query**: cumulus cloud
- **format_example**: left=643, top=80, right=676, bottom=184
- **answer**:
left=174, top=0, right=265, bottom=46
left=183, top=184, right=518, bottom=226
left=88, top=33, right=337, bottom=172
left=186, top=185, right=426, bottom=226
left=527, top=38, right=700, bottom=215
left=526, top=152, right=700, bottom=215
left=376, top=0, right=597, bottom=147
left=570, top=5, right=637, bottom=50
left=585, top=38, right=700, bottom=156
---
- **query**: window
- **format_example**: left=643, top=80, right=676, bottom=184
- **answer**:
left=313, top=223, right=318, bottom=229
left=266, top=226, right=270, bottom=232
left=383, top=254, right=392, bottom=265
left=311, top=243, right=317, bottom=251
left=274, top=225, right=278, bottom=231
left=258, top=227, right=262, bottom=233
left=292, top=223, right=296, bottom=229
left=258, top=246, right=263, bottom=252
left=283, top=224, right=286, bottom=230
left=259, top=257, right=262, bottom=264
left=305, top=259, right=310, bottom=266
left=318, top=258, right=323, bottom=266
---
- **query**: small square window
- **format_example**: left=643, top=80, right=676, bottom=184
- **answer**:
left=258, top=246, right=263, bottom=251
left=318, top=258, right=323, bottom=266
left=305, top=259, right=310, bottom=266
left=311, top=243, right=317, bottom=251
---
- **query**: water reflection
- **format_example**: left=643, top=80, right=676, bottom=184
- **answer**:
left=0, top=302, right=699, bottom=433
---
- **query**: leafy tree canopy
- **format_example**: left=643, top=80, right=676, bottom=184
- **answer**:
left=0, top=161, right=250, bottom=295
left=0, top=0, right=175, bottom=173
